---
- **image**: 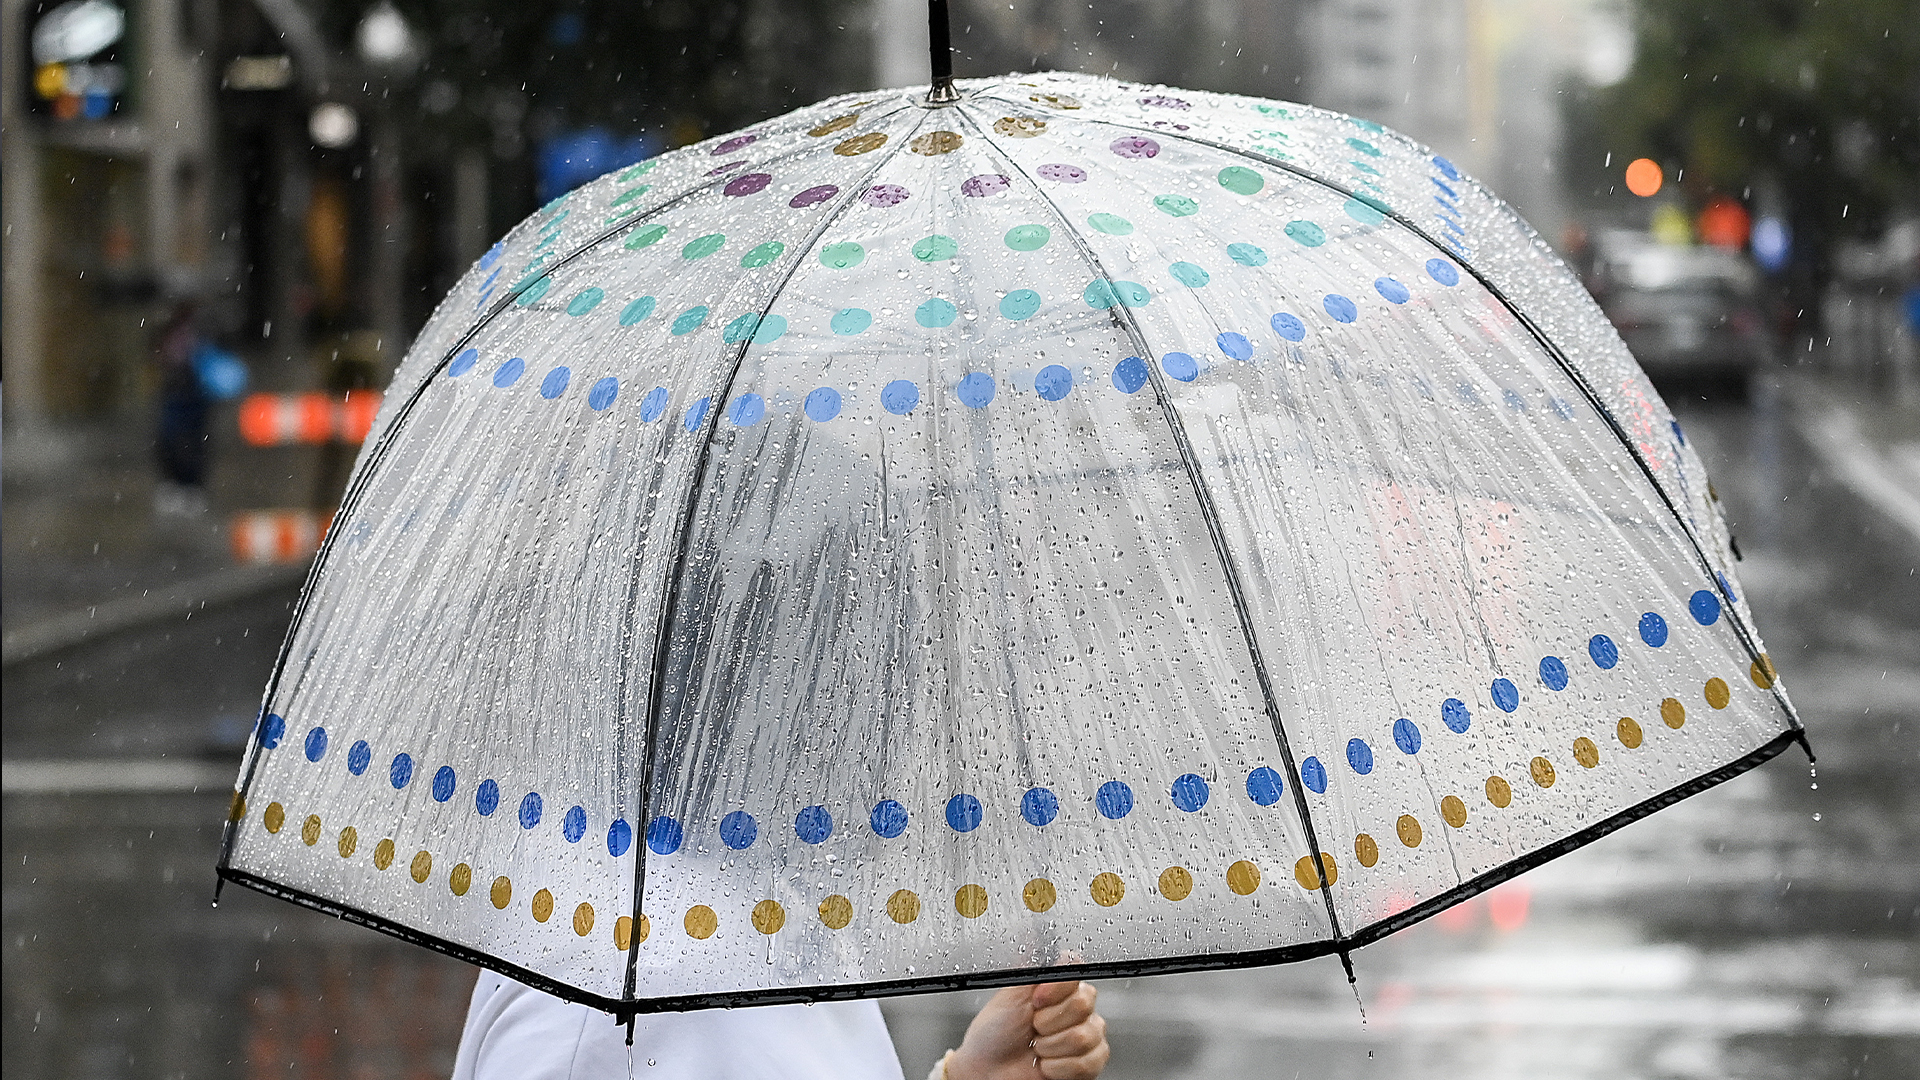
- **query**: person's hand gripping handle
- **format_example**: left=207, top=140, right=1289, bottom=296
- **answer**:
left=941, top=981, right=1110, bottom=1080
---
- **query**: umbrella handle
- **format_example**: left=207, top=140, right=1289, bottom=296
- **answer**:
left=926, top=0, right=961, bottom=103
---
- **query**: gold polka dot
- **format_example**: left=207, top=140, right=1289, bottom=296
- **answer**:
left=639, top=914, right=650, bottom=942
left=1618, top=716, right=1644, bottom=748
left=993, top=116, right=1047, bottom=138
left=1227, top=860, right=1261, bottom=895
left=685, top=904, right=718, bottom=939
left=531, top=888, right=554, bottom=923
left=1355, top=833, right=1379, bottom=867
left=1441, top=795, right=1468, bottom=828
left=1750, top=654, right=1777, bottom=689
left=1705, top=677, right=1731, bottom=709
left=953, top=885, right=988, bottom=919
left=1574, top=737, right=1600, bottom=768
left=409, top=850, right=432, bottom=884
left=833, top=132, right=887, bottom=156
left=614, top=915, right=634, bottom=950
left=490, top=876, right=512, bottom=909
left=228, top=792, right=248, bottom=823
left=1158, top=866, right=1193, bottom=901
left=1293, top=853, right=1337, bottom=890
left=1090, top=872, right=1125, bottom=907
left=819, top=894, right=853, bottom=929
left=808, top=113, right=858, bottom=137
left=573, top=903, right=595, bottom=937
left=1530, top=756, right=1557, bottom=788
left=1661, top=697, right=1687, bottom=729
left=373, top=838, right=395, bottom=870
left=1022, top=879, right=1057, bottom=913
left=263, top=802, right=285, bottom=833
left=908, top=130, right=963, bottom=155
left=449, top=863, right=472, bottom=896
left=753, top=899, right=787, bottom=934
left=336, top=826, right=357, bottom=858
left=301, top=814, right=322, bottom=846
left=886, top=889, right=922, bottom=924
left=1029, top=92, right=1081, bottom=109
left=1485, top=776, right=1512, bottom=808
left=1396, top=814, right=1423, bottom=847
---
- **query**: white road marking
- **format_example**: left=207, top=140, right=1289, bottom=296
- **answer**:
left=2, top=758, right=237, bottom=795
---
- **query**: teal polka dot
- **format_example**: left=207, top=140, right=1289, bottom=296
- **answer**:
left=1350, top=118, right=1384, bottom=134
left=1217, top=166, right=1263, bottom=195
left=618, top=296, right=656, bottom=326
left=566, top=287, right=605, bottom=316
left=1285, top=221, right=1326, bottom=247
left=515, top=276, right=552, bottom=306
left=617, top=160, right=657, bottom=182
left=830, top=308, right=872, bottom=335
left=1153, top=194, right=1198, bottom=217
left=719, top=313, right=786, bottom=344
left=610, top=185, right=650, bottom=208
left=1227, top=242, right=1268, bottom=266
left=1087, top=213, right=1133, bottom=235
left=1344, top=197, right=1387, bottom=226
left=682, top=233, right=726, bottom=260
left=1000, top=289, right=1041, bottom=320
left=1084, top=279, right=1151, bottom=308
left=671, top=306, right=709, bottom=335
left=741, top=241, right=785, bottom=268
left=1346, top=137, right=1383, bottom=156
left=916, top=298, right=958, bottom=328
left=624, top=223, right=667, bottom=250
left=1170, top=262, right=1210, bottom=287
left=913, top=235, right=959, bottom=261
left=819, top=242, right=865, bottom=269
left=1004, top=224, right=1051, bottom=251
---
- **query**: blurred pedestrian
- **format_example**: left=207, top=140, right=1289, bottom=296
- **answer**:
left=151, top=301, right=246, bottom=517
left=453, top=974, right=1110, bottom=1080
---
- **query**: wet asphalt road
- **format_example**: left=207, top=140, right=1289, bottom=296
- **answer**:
left=5, top=383, right=1916, bottom=1080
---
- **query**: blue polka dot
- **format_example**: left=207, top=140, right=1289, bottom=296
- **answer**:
left=563, top=805, right=587, bottom=843
left=870, top=800, right=908, bottom=838
left=720, top=810, right=758, bottom=849
left=1000, top=289, right=1041, bottom=320
left=588, top=377, right=618, bottom=411
left=1246, top=766, right=1284, bottom=806
left=1344, top=197, right=1387, bottom=226
left=1162, top=352, right=1199, bottom=382
left=1393, top=717, right=1422, bottom=755
left=389, top=753, right=414, bottom=789
left=1717, top=571, right=1739, bottom=603
left=1035, top=364, right=1073, bottom=401
left=1425, top=259, right=1460, bottom=285
left=347, top=740, right=370, bottom=775
left=1690, top=590, right=1722, bottom=625
left=882, top=380, right=920, bottom=415
left=1550, top=397, right=1575, bottom=419
left=1433, top=155, right=1461, bottom=180
left=684, top=397, right=710, bottom=431
left=1112, top=356, right=1149, bottom=394
left=1096, top=780, right=1134, bottom=819
left=1503, top=388, right=1528, bottom=412
left=449, top=348, right=478, bottom=377
left=1442, top=697, right=1471, bottom=733
left=1171, top=773, right=1209, bottom=812
left=804, top=387, right=842, bottom=421
left=1170, top=261, right=1210, bottom=287
left=1346, top=738, right=1374, bottom=775
left=540, top=366, right=571, bottom=399
left=432, top=765, right=456, bottom=802
left=1227, top=242, right=1268, bottom=266
left=646, top=816, right=683, bottom=854
left=671, top=306, right=709, bottom=335
left=1323, top=295, right=1358, bottom=323
left=1021, top=787, right=1059, bottom=826
left=304, top=726, right=328, bottom=762
left=957, top=372, right=995, bottom=408
left=519, top=792, right=543, bottom=829
left=1216, top=332, right=1252, bottom=361
left=618, top=296, right=657, bottom=325
left=1640, top=611, right=1669, bottom=647
left=640, top=387, right=668, bottom=422
left=1301, top=757, right=1328, bottom=794
left=916, top=298, right=958, bottom=328
left=1540, top=656, right=1570, bottom=691
left=1491, top=678, right=1520, bottom=712
left=607, top=818, right=632, bottom=857
left=945, top=794, right=983, bottom=833
left=1271, top=313, right=1306, bottom=341
left=831, top=307, right=872, bottom=335
left=492, top=357, right=525, bottom=388
left=728, top=393, right=765, bottom=427
left=1374, top=277, right=1410, bottom=304
left=476, top=779, right=500, bottom=816
left=1590, top=634, right=1620, bottom=668
left=794, top=805, right=833, bottom=844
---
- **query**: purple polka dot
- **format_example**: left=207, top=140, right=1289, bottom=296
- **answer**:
left=712, top=133, right=757, bottom=155
left=1037, top=163, right=1087, bottom=183
left=724, top=173, right=772, bottom=197
left=863, top=184, right=911, bottom=207
left=706, top=160, right=747, bottom=176
left=1110, top=136, right=1160, bottom=159
left=1139, top=95, right=1191, bottom=110
left=790, top=184, right=839, bottom=208
left=961, top=174, right=1010, bottom=197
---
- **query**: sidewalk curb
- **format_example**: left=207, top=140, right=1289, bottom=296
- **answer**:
left=2, top=561, right=308, bottom=668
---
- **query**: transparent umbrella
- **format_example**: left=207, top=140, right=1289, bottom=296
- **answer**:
left=216, top=68, right=1805, bottom=1018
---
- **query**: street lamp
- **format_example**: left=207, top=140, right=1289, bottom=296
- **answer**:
left=354, top=1, right=419, bottom=72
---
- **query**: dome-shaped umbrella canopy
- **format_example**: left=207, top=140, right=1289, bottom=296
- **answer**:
left=219, top=71, right=1800, bottom=1014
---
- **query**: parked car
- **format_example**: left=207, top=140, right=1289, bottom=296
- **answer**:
left=1586, top=231, right=1775, bottom=384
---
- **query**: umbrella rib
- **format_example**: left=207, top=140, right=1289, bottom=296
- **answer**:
left=617, top=111, right=934, bottom=1011
left=954, top=107, right=1352, bottom=953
